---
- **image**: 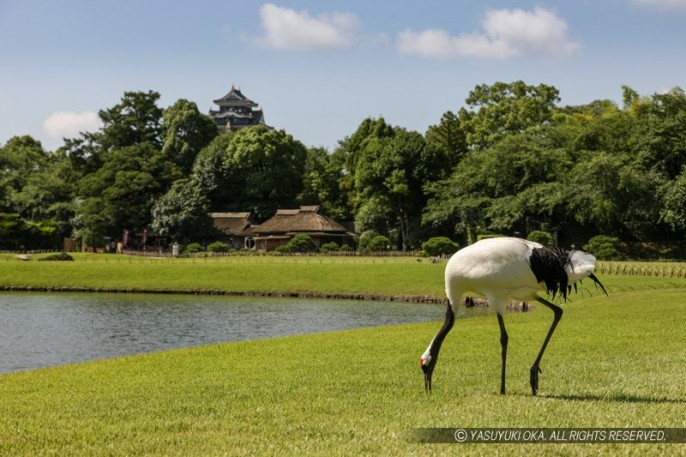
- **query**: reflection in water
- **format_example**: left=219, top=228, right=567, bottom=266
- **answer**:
left=0, top=293, right=487, bottom=374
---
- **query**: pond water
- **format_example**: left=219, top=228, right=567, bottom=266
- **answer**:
left=0, top=293, right=488, bottom=374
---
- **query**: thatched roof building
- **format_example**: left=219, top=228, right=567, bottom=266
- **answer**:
left=250, top=206, right=355, bottom=251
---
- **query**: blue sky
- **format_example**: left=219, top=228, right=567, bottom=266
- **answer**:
left=1, top=0, right=685, bottom=152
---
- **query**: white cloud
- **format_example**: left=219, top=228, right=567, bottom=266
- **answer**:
left=43, top=111, right=102, bottom=139
left=397, top=7, right=581, bottom=59
left=632, top=0, right=686, bottom=10
left=255, top=3, right=361, bottom=50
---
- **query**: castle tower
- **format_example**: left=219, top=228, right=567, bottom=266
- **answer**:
left=209, top=85, right=268, bottom=131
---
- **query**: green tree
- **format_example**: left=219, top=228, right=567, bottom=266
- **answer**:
left=59, top=91, right=165, bottom=175
left=424, top=132, right=570, bottom=243
left=161, top=99, right=217, bottom=175
left=554, top=99, right=634, bottom=157
left=71, top=197, right=112, bottom=250
left=566, top=152, right=665, bottom=240
left=632, top=87, right=686, bottom=180
left=98, top=90, right=163, bottom=151
left=298, top=147, right=351, bottom=221
left=150, top=179, right=214, bottom=241
left=460, top=81, right=560, bottom=149
left=77, top=142, right=181, bottom=236
left=660, top=167, right=686, bottom=232
left=0, top=136, right=83, bottom=244
left=10, top=154, right=77, bottom=235
left=192, top=126, right=307, bottom=220
left=346, top=119, right=450, bottom=250
left=191, top=131, right=234, bottom=198
left=425, top=110, right=467, bottom=165
left=0, top=136, right=48, bottom=211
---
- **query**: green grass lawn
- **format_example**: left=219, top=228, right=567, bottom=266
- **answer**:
left=1, top=284, right=685, bottom=455
left=0, top=253, right=446, bottom=298
left=1, top=253, right=684, bottom=300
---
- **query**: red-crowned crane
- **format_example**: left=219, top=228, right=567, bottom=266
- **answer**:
left=420, top=236, right=607, bottom=395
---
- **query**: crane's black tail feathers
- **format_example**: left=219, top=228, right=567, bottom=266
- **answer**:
left=529, top=247, right=571, bottom=300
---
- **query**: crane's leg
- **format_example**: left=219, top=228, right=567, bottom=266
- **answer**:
left=497, top=314, right=508, bottom=395
left=530, top=297, right=563, bottom=396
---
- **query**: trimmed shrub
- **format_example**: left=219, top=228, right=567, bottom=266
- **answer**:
left=357, top=230, right=378, bottom=251
left=274, top=244, right=292, bottom=254
left=287, top=234, right=317, bottom=253
left=183, top=243, right=203, bottom=254
left=421, top=237, right=459, bottom=257
left=367, top=235, right=391, bottom=251
left=207, top=241, right=230, bottom=253
left=527, top=230, right=553, bottom=246
left=320, top=242, right=339, bottom=254
left=584, top=235, right=621, bottom=260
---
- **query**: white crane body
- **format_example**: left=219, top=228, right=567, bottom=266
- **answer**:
left=420, top=236, right=607, bottom=395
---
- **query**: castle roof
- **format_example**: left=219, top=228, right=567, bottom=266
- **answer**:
left=213, top=85, right=257, bottom=107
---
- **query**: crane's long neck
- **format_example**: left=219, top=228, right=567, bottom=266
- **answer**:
left=428, top=303, right=455, bottom=360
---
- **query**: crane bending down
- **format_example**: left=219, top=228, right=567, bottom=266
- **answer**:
left=420, top=237, right=607, bottom=396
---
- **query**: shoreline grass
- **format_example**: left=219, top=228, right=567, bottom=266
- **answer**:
left=0, top=253, right=447, bottom=300
left=1, top=289, right=685, bottom=455
left=1, top=253, right=684, bottom=301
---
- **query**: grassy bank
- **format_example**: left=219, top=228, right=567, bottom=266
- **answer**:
left=0, top=253, right=446, bottom=299
left=1, top=253, right=684, bottom=300
left=1, top=288, right=684, bottom=455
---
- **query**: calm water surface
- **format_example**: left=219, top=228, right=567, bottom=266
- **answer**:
left=0, top=293, right=485, bottom=374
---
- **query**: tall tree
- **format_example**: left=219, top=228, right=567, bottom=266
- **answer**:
left=161, top=99, right=217, bottom=175
left=9, top=150, right=78, bottom=235
left=460, top=81, right=560, bottom=149
left=425, top=110, right=467, bottom=166
left=1, top=136, right=85, bottom=245
left=298, top=147, right=351, bottom=221
left=98, top=90, right=164, bottom=151
left=191, top=126, right=307, bottom=221
left=661, top=167, right=686, bottom=233
left=424, top=132, right=571, bottom=243
left=150, top=179, right=214, bottom=242
left=632, top=87, right=686, bottom=180
left=77, top=142, right=181, bottom=235
left=0, top=136, right=48, bottom=211
left=71, top=197, right=112, bottom=250
left=191, top=131, right=234, bottom=198
left=352, top=126, right=451, bottom=250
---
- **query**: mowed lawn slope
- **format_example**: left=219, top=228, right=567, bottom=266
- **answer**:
left=1, top=287, right=684, bottom=456
left=0, top=254, right=446, bottom=298
left=1, top=253, right=683, bottom=299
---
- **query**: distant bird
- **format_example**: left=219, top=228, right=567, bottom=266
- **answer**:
left=420, top=237, right=607, bottom=395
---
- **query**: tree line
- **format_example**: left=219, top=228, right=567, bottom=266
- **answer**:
left=1, top=82, right=685, bottom=252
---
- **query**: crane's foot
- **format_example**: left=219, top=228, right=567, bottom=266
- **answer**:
left=530, top=365, right=542, bottom=396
